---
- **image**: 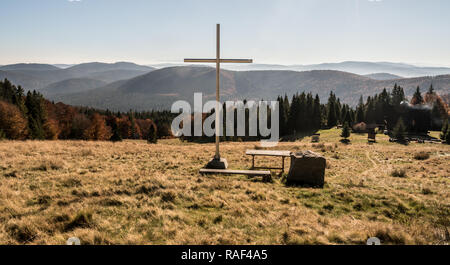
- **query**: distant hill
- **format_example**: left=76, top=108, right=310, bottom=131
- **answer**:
left=0, top=63, right=60, bottom=71
left=83, top=69, right=150, bottom=83
left=0, top=62, right=155, bottom=89
left=364, top=73, right=403, bottom=80
left=64, top=62, right=153, bottom=77
left=221, top=61, right=450, bottom=77
left=0, top=70, right=47, bottom=89
left=48, top=66, right=450, bottom=111
left=41, top=78, right=108, bottom=95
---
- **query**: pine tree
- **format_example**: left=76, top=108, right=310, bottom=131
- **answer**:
left=287, top=94, right=299, bottom=134
left=25, top=91, right=46, bottom=139
left=277, top=96, right=288, bottom=136
left=340, top=122, right=351, bottom=142
left=356, top=96, right=365, bottom=123
left=441, top=119, right=448, bottom=140
left=147, top=123, right=157, bottom=144
left=327, top=92, right=337, bottom=128
left=391, top=84, right=405, bottom=106
left=393, top=118, right=407, bottom=142
left=110, top=118, right=122, bottom=142
left=428, top=84, right=434, bottom=94
left=411, top=86, right=424, bottom=105
left=313, top=94, right=322, bottom=130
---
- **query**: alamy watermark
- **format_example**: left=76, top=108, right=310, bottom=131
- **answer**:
left=171, top=93, right=279, bottom=147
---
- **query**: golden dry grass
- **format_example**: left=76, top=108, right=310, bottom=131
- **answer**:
left=0, top=129, right=448, bottom=245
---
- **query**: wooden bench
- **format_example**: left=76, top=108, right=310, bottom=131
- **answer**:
left=199, top=169, right=272, bottom=182
left=245, top=150, right=291, bottom=174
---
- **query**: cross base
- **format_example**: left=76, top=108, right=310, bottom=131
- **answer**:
left=205, top=157, right=228, bottom=169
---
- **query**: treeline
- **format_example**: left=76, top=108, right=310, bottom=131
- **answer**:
left=277, top=90, right=362, bottom=136
left=277, top=84, right=449, bottom=136
left=0, top=79, right=174, bottom=141
left=182, top=84, right=449, bottom=142
left=2, top=78, right=448, bottom=142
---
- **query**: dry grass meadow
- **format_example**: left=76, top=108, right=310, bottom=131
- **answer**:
left=0, top=128, right=448, bottom=245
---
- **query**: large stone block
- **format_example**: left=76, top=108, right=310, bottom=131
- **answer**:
left=287, top=151, right=326, bottom=187
left=205, top=157, right=228, bottom=169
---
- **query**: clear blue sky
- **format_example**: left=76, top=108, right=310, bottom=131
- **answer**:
left=2, top=0, right=450, bottom=66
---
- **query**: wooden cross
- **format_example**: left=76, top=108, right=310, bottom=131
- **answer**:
left=185, top=24, right=253, bottom=159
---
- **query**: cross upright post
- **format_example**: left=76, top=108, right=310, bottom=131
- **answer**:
left=215, top=23, right=220, bottom=159
left=184, top=24, right=253, bottom=169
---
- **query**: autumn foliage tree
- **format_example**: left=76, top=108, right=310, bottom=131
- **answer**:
left=0, top=101, right=28, bottom=139
left=83, top=113, right=112, bottom=140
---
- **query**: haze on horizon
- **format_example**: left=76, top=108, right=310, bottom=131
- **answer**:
left=1, top=0, right=450, bottom=67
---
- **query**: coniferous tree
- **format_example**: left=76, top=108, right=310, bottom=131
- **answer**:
left=365, top=97, right=377, bottom=123
left=356, top=96, right=365, bottom=123
left=277, top=96, right=288, bottom=136
left=393, top=117, right=407, bottom=142
left=306, top=93, right=314, bottom=131
left=326, top=92, right=337, bottom=128
left=427, top=84, right=434, bottom=95
left=335, top=98, right=342, bottom=125
left=391, top=84, right=405, bottom=106
left=411, top=86, right=424, bottom=105
left=0, top=129, right=5, bottom=140
left=296, top=92, right=306, bottom=132
left=110, top=118, right=122, bottom=142
left=147, top=123, right=157, bottom=144
left=287, top=94, right=299, bottom=134
left=313, top=94, right=322, bottom=130
left=343, top=108, right=353, bottom=126
left=25, top=91, right=46, bottom=139
left=340, top=122, right=351, bottom=142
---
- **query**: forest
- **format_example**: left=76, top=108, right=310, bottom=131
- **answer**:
left=1, top=78, right=449, bottom=143
left=0, top=79, right=174, bottom=142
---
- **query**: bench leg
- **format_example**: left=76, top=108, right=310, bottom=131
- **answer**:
left=251, top=155, right=255, bottom=169
left=281, top=157, right=285, bottom=173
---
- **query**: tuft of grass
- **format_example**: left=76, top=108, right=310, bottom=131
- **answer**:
left=100, top=198, right=123, bottom=207
left=250, top=193, right=266, bottom=201
left=373, top=227, right=410, bottom=245
left=391, top=168, right=407, bottom=178
left=213, top=215, right=223, bottom=224
left=6, top=221, right=38, bottom=243
left=62, top=178, right=82, bottom=188
left=322, top=204, right=334, bottom=211
left=36, top=159, right=65, bottom=171
left=414, top=152, right=430, bottom=160
left=421, top=187, right=434, bottom=195
left=4, top=171, right=19, bottom=178
left=160, top=191, right=176, bottom=203
left=197, top=218, right=207, bottom=227
left=64, top=211, right=94, bottom=231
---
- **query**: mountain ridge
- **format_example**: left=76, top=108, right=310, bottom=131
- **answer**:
left=45, top=66, right=450, bottom=111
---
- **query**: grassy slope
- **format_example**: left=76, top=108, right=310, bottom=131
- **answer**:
left=0, top=129, right=448, bottom=245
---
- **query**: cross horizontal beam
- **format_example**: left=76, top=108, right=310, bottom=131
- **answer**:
left=184, top=58, right=253, bottom=63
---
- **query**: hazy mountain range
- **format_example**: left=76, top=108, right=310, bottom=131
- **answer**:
left=0, top=61, right=449, bottom=111
left=0, top=62, right=155, bottom=90
left=151, top=61, right=450, bottom=78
